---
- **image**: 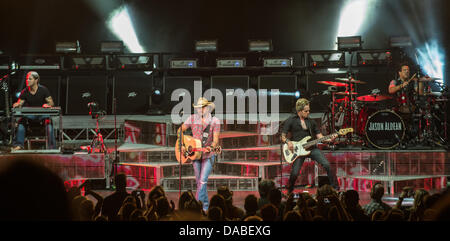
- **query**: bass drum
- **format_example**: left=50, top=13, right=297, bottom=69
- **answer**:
left=365, top=110, right=405, bottom=149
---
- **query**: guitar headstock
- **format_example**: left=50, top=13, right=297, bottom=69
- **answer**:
left=338, top=128, right=353, bottom=135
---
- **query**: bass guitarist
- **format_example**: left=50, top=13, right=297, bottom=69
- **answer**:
left=177, top=97, right=220, bottom=212
left=281, top=98, right=339, bottom=194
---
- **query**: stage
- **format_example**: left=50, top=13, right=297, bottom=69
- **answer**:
left=0, top=113, right=448, bottom=211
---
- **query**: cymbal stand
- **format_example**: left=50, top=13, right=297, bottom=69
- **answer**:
left=343, top=78, right=359, bottom=146
left=89, top=115, right=107, bottom=154
left=331, top=90, right=336, bottom=134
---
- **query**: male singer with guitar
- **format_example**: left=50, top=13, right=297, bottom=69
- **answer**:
left=11, top=71, right=55, bottom=151
left=177, top=97, right=220, bottom=211
left=281, top=98, right=339, bottom=194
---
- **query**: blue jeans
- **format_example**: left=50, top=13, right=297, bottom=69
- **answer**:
left=288, top=148, right=337, bottom=193
left=14, top=115, right=56, bottom=149
left=193, top=155, right=215, bottom=211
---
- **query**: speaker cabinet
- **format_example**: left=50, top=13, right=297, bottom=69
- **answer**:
left=66, top=74, right=108, bottom=115
left=164, top=76, right=204, bottom=114
left=113, top=72, right=152, bottom=114
left=210, top=75, right=249, bottom=114
left=258, top=75, right=297, bottom=113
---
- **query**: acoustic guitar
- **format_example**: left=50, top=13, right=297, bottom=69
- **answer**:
left=175, top=135, right=222, bottom=164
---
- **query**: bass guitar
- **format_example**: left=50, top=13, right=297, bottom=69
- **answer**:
left=283, top=128, right=353, bottom=163
left=175, top=135, right=222, bottom=164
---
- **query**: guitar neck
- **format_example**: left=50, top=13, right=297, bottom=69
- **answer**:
left=303, top=133, right=336, bottom=149
left=191, top=147, right=220, bottom=153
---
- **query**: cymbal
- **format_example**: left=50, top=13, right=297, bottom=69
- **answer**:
left=316, top=81, right=348, bottom=87
left=336, top=91, right=358, bottom=95
left=424, top=92, right=442, bottom=97
left=335, top=78, right=366, bottom=84
left=418, top=77, right=441, bottom=82
left=335, top=98, right=346, bottom=103
left=356, top=94, right=393, bottom=102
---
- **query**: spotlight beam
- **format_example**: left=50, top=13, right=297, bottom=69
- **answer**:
left=107, top=6, right=145, bottom=53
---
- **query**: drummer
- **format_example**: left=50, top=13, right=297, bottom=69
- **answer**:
left=388, top=63, right=430, bottom=113
left=388, top=63, right=431, bottom=144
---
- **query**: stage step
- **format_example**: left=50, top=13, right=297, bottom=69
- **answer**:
left=339, top=175, right=448, bottom=194
left=11, top=148, right=62, bottom=154
left=160, top=174, right=259, bottom=191
left=116, top=160, right=282, bottom=190
left=118, top=144, right=283, bottom=164
left=123, top=117, right=286, bottom=148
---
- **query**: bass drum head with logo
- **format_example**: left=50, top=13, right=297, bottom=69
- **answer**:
left=365, top=110, right=405, bottom=149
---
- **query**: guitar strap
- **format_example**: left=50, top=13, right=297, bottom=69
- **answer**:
left=202, top=122, right=212, bottom=146
left=200, top=120, right=212, bottom=160
left=305, top=118, right=313, bottom=138
left=305, top=118, right=316, bottom=148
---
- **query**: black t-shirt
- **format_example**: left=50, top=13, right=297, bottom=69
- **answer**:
left=19, top=85, right=51, bottom=107
left=390, top=78, right=417, bottom=99
left=281, top=115, right=320, bottom=142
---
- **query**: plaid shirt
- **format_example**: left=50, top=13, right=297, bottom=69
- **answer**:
left=362, top=199, right=392, bottom=217
left=183, top=113, right=221, bottom=160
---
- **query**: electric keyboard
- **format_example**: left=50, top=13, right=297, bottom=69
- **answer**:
left=12, top=107, right=61, bottom=116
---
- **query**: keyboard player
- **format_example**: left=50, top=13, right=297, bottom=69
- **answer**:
left=11, top=71, right=56, bottom=151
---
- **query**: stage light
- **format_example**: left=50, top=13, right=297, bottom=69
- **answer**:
left=389, top=36, right=412, bottom=48
left=17, top=55, right=61, bottom=70
left=55, top=41, right=81, bottom=53
left=294, top=91, right=300, bottom=98
left=337, top=0, right=372, bottom=37
left=113, top=54, right=153, bottom=70
left=308, top=51, right=345, bottom=68
left=417, top=40, right=445, bottom=85
left=337, top=36, right=362, bottom=51
left=357, top=50, right=391, bottom=66
left=68, top=55, right=106, bottom=70
left=170, top=59, right=198, bottom=69
left=195, top=40, right=218, bottom=52
left=107, top=6, right=145, bottom=53
left=216, top=58, right=246, bottom=68
left=147, top=88, right=165, bottom=115
left=100, top=41, right=124, bottom=54
left=249, top=40, right=273, bottom=52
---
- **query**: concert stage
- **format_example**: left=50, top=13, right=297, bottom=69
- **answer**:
left=1, top=114, right=447, bottom=204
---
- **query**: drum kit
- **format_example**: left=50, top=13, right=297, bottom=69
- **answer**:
left=319, top=76, right=448, bottom=149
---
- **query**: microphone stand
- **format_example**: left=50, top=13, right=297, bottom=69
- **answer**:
left=279, top=140, right=284, bottom=193
left=109, top=97, right=118, bottom=190
left=0, top=72, right=12, bottom=146
left=178, top=126, right=183, bottom=198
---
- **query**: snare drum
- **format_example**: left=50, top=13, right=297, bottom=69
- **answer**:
left=365, top=110, right=405, bottom=149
